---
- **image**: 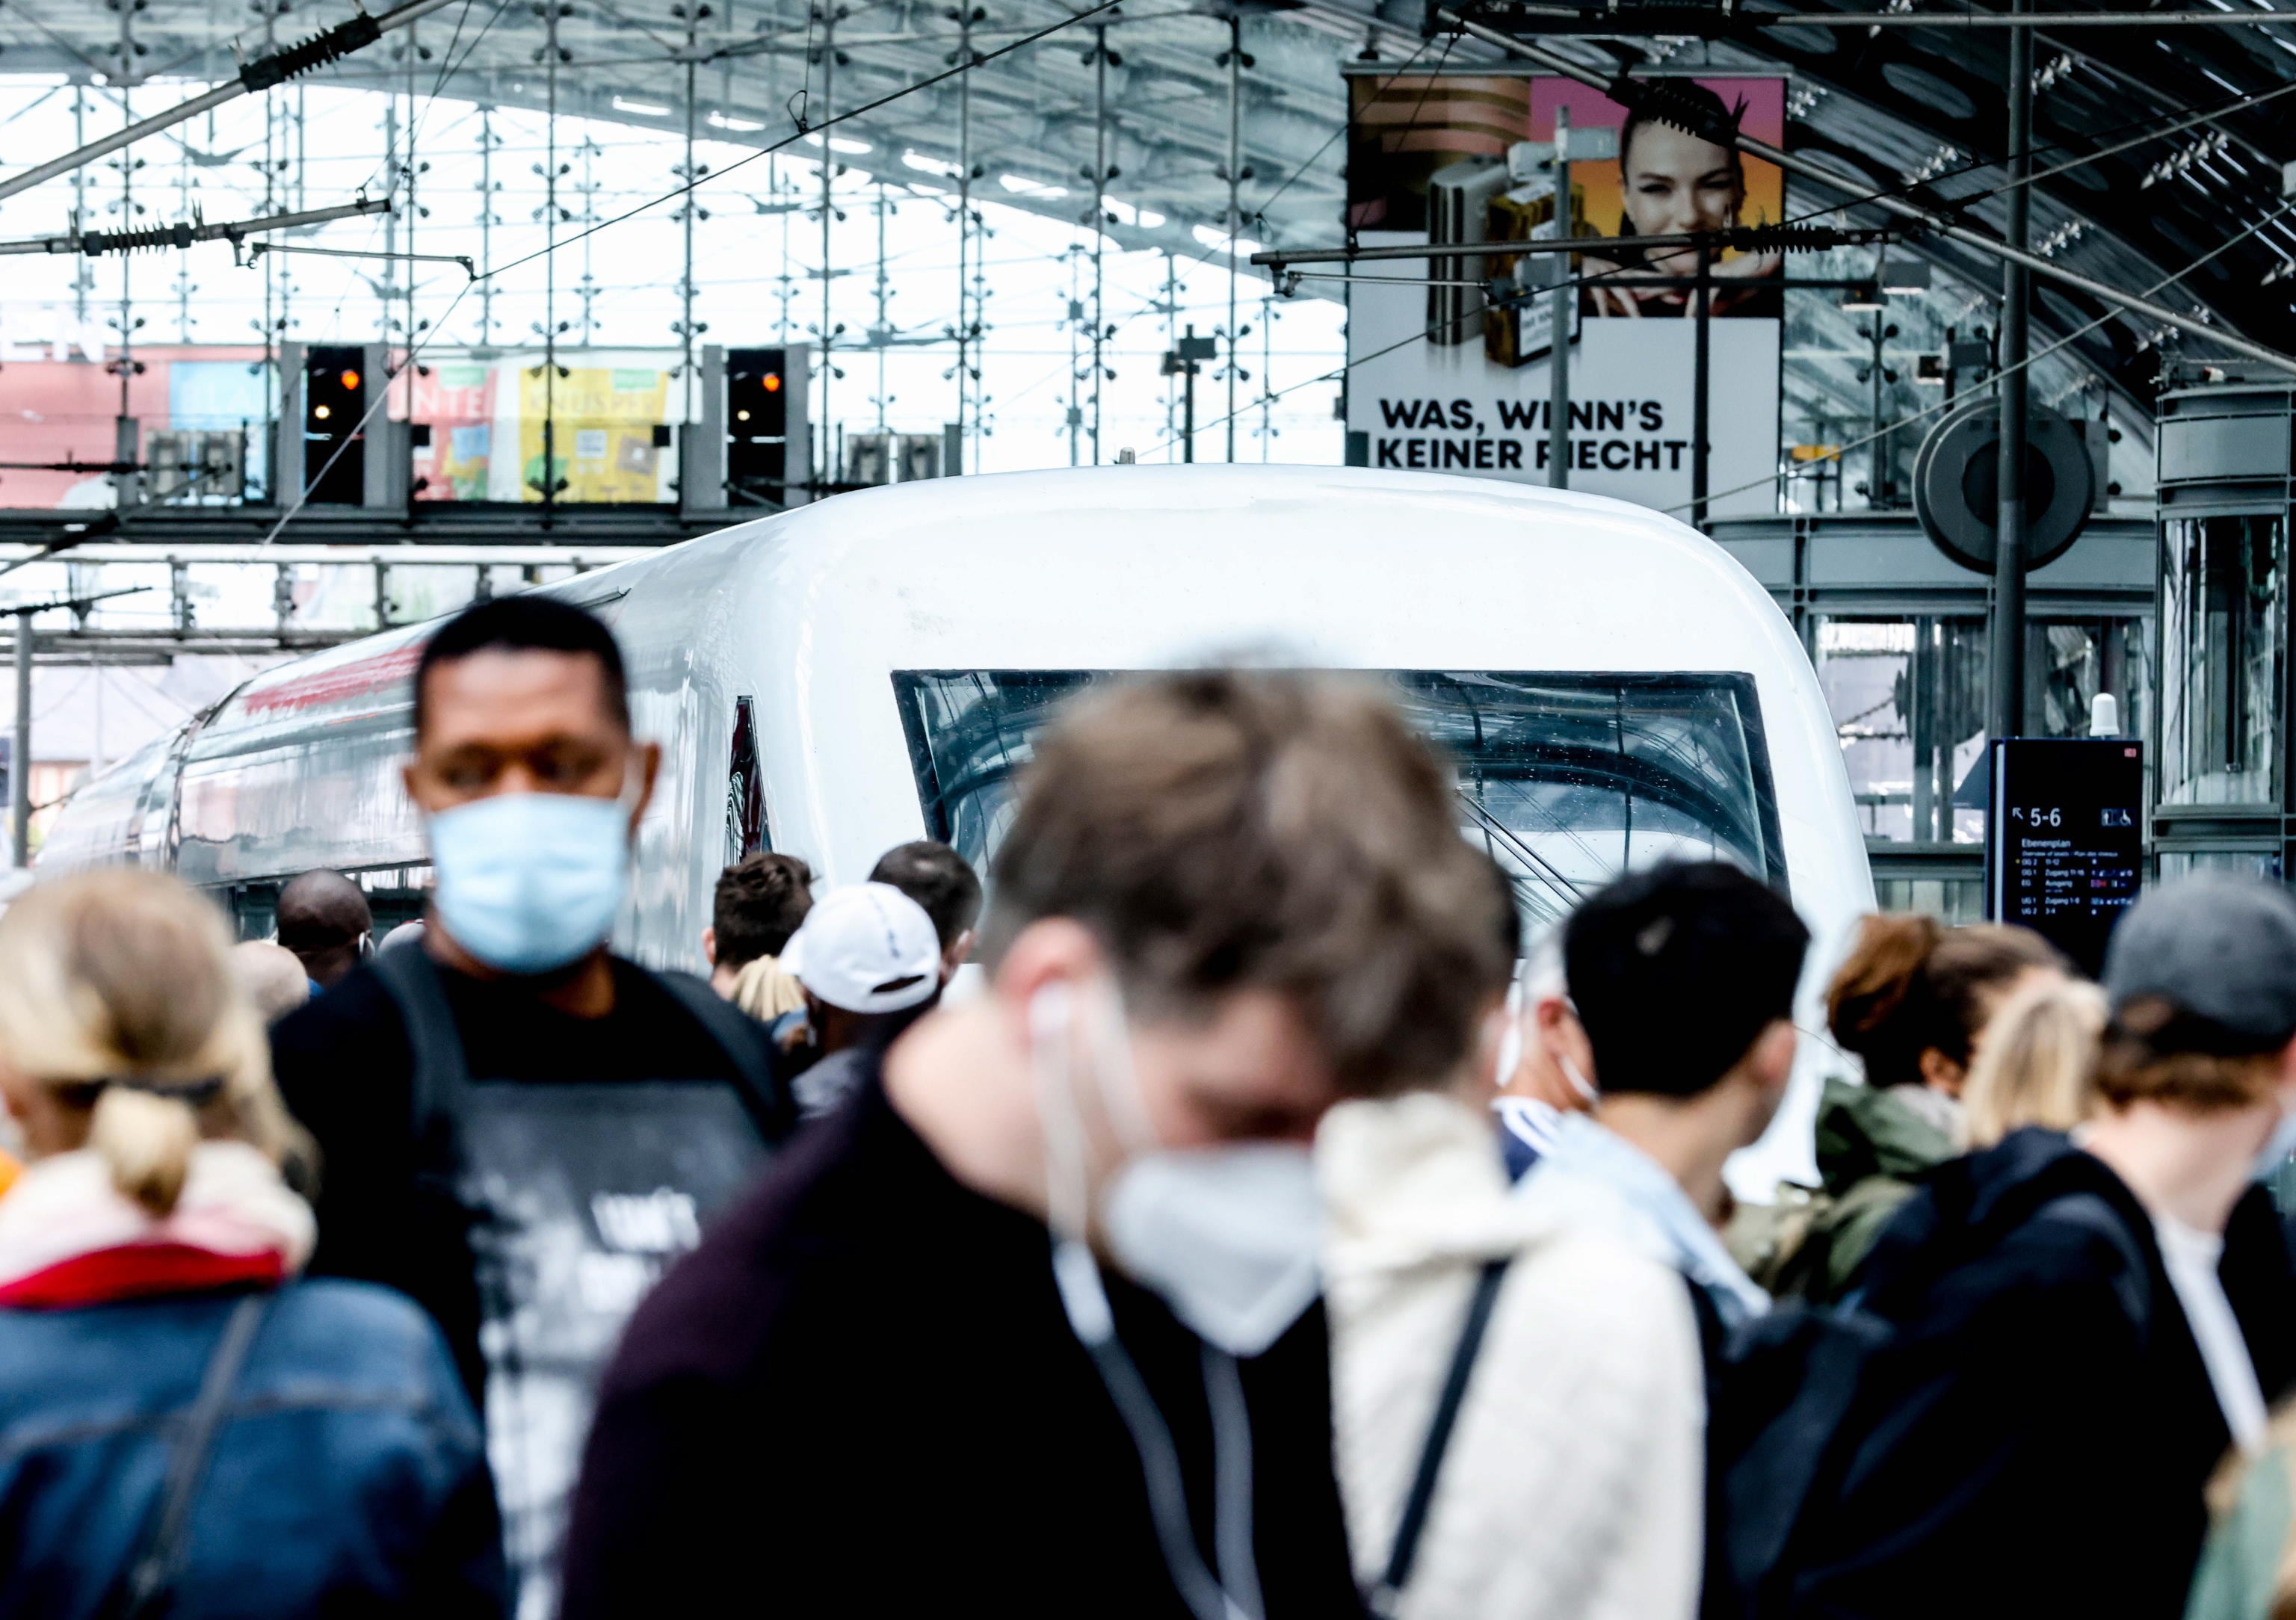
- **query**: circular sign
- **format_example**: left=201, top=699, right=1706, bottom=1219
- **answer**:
left=1913, top=401, right=2095, bottom=574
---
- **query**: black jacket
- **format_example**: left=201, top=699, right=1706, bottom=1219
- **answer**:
left=560, top=1065, right=1365, bottom=1619
left=1785, top=1128, right=2296, bottom=1620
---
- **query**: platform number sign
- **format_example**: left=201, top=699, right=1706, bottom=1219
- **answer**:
left=1985, top=738, right=2144, bottom=974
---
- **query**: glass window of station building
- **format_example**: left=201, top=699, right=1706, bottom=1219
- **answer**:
left=2151, top=385, right=2296, bottom=884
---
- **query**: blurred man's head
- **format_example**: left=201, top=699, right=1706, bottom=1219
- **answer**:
left=783, top=882, right=943, bottom=1055
left=2098, top=874, right=2296, bottom=1137
left=403, top=596, right=659, bottom=979
left=1499, top=929, right=1599, bottom=1113
left=232, top=939, right=312, bottom=1024
left=870, top=840, right=983, bottom=980
left=1564, top=861, right=1808, bottom=1148
left=979, top=669, right=1511, bottom=1152
left=276, top=869, right=371, bottom=989
left=706, top=851, right=815, bottom=993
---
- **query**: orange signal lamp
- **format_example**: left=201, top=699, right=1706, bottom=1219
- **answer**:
left=340, top=368, right=362, bottom=391
left=762, top=373, right=783, bottom=392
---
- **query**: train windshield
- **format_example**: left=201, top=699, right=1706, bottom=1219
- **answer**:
left=893, top=670, right=1788, bottom=927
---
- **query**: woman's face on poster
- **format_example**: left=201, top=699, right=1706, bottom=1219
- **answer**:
left=1619, top=122, right=1744, bottom=269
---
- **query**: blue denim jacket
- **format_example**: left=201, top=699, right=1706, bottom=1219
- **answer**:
left=0, top=1279, right=506, bottom=1619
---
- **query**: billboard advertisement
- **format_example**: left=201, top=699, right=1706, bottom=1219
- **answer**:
left=410, top=350, right=679, bottom=504
left=1342, top=71, right=1785, bottom=518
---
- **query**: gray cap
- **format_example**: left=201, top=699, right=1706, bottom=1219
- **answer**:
left=2102, top=873, right=2296, bottom=1054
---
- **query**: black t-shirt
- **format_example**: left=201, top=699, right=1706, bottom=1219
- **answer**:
left=271, top=953, right=782, bottom=1405
left=559, top=1064, right=1366, bottom=1619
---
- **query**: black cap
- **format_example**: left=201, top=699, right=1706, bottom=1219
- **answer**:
left=2102, top=873, right=2296, bottom=1055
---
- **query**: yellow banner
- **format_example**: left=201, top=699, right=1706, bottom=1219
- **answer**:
left=516, top=365, right=670, bottom=503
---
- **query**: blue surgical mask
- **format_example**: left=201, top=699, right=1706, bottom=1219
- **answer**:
left=427, top=788, right=634, bottom=975
left=2256, top=1101, right=2296, bottom=1183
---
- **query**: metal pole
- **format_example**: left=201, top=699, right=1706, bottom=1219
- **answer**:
left=0, top=0, right=463, bottom=206
left=1185, top=325, right=1198, bottom=463
left=1993, top=0, right=2032, bottom=744
left=1692, top=235, right=1712, bottom=526
left=682, top=1, right=700, bottom=427
left=1091, top=23, right=1108, bottom=464
left=819, top=4, right=836, bottom=488
left=955, top=4, right=973, bottom=472
left=12, top=610, right=31, bottom=868
left=1225, top=13, right=1241, bottom=463
left=478, top=108, right=496, bottom=344
left=543, top=0, right=561, bottom=527
left=1547, top=108, right=1570, bottom=490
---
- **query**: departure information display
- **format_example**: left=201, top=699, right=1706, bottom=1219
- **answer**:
left=1986, top=738, right=2144, bottom=974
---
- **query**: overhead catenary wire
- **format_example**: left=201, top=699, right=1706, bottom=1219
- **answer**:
left=1432, top=6, right=2296, bottom=376
left=1149, top=197, right=2296, bottom=469
left=0, top=0, right=470, bottom=205
left=472, top=0, right=1127, bottom=285
left=259, top=0, right=1129, bottom=543
left=0, top=197, right=392, bottom=257
left=1665, top=199, right=2296, bottom=516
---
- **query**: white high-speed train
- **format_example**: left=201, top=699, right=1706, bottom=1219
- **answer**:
left=41, top=464, right=1873, bottom=1184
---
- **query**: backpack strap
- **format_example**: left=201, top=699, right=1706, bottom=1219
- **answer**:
left=1371, top=1258, right=1512, bottom=1611
left=2028, top=1190, right=2154, bottom=1346
left=114, top=1292, right=271, bottom=1620
left=649, top=968, right=795, bottom=1143
left=368, top=945, right=475, bottom=1178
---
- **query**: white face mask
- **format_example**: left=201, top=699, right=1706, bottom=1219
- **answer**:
left=1493, top=980, right=1525, bottom=1091
left=1104, top=1145, right=1323, bottom=1359
left=1031, top=977, right=1323, bottom=1359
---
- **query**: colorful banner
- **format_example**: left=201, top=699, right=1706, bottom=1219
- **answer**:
left=407, top=350, right=679, bottom=504
left=515, top=362, right=671, bottom=504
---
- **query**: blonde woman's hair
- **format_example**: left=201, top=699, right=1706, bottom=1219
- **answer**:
left=729, top=955, right=807, bottom=1022
left=1962, top=974, right=2107, bottom=1148
left=0, top=869, right=306, bottom=1215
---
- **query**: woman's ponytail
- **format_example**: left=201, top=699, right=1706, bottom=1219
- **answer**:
left=85, top=1084, right=202, bottom=1216
left=1827, top=914, right=1945, bottom=1089
left=0, top=869, right=294, bottom=1205
left=1826, top=912, right=2067, bottom=1092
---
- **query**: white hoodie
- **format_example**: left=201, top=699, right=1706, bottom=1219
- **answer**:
left=1319, top=1092, right=1706, bottom=1620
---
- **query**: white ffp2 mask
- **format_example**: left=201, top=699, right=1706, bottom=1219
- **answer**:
left=1031, top=978, right=1324, bottom=1358
left=1103, top=1142, right=1323, bottom=1358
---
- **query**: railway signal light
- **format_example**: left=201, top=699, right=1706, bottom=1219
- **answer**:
left=303, top=344, right=366, bottom=504
left=726, top=347, right=792, bottom=503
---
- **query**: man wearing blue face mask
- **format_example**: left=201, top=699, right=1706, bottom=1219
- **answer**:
left=558, top=668, right=1512, bottom=1620
left=270, top=596, right=790, bottom=1620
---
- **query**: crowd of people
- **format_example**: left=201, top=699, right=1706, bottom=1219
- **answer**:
left=2, top=593, right=2296, bottom=1620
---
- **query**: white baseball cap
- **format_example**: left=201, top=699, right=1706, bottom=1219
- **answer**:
left=780, top=882, right=943, bottom=1015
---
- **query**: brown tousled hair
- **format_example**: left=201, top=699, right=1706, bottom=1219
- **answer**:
left=979, top=669, right=1511, bottom=1097
left=1827, top=915, right=2066, bottom=1089
left=2095, top=995, right=2283, bottom=1114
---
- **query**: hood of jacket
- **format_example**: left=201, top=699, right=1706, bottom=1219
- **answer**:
left=0, top=1141, right=315, bottom=1308
left=1812, top=1076, right=1957, bottom=1197
left=1320, top=1092, right=1546, bottom=1279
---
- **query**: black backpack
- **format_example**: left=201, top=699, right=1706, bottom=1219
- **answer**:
left=1701, top=1146, right=2152, bottom=1620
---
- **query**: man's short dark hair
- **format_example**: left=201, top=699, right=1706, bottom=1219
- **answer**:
left=713, top=852, right=815, bottom=970
left=277, top=869, right=372, bottom=953
left=412, top=596, right=629, bottom=738
left=869, top=841, right=984, bottom=950
left=1563, top=861, right=1809, bottom=1099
